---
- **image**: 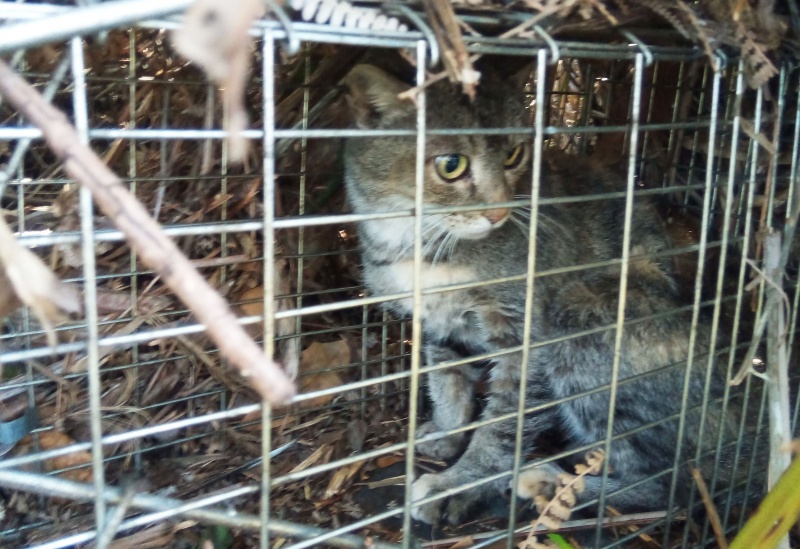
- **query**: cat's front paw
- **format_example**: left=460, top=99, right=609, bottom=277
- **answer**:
left=416, top=422, right=465, bottom=461
left=411, top=472, right=483, bottom=525
left=514, top=462, right=566, bottom=501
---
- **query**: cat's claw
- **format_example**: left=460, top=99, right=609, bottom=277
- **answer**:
left=411, top=472, right=481, bottom=525
left=415, top=422, right=465, bottom=461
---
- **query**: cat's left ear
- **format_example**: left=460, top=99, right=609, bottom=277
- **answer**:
left=476, top=58, right=532, bottom=94
left=510, top=63, right=533, bottom=93
left=344, top=64, right=414, bottom=128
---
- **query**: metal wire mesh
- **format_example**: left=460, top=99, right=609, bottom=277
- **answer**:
left=1, top=2, right=799, bottom=549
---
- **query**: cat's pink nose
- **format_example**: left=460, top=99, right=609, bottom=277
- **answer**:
left=483, top=208, right=509, bottom=225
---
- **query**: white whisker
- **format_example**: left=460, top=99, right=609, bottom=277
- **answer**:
left=432, top=232, right=450, bottom=267
left=396, top=218, right=440, bottom=258
left=446, top=233, right=458, bottom=263
left=421, top=225, right=448, bottom=260
left=510, top=216, right=529, bottom=238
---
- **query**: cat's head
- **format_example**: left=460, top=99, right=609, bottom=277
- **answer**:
left=343, top=64, right=531, bottom=243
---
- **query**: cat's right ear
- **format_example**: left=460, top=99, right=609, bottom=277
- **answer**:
left=343, top=64, right=414, bottom=128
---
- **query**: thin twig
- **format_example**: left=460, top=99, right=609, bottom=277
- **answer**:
left=520, top=450, right=605, bottom=548
left=744, top=257, right=791, bottom=323
left=779, top=164, right=800, bottom=272
left=398, top=6, right=554, bottom=101
left=730, top=299, right=773, bottom=385
left=748, top=103, right=781, bottom=265
left=397, top=54, right=480, bottom=101
left=731, top=252, right=792, bottom=386
left=422, top=0, right=479, bottom=99
left=0, top=59, right=295, bottom=406
left=606, top=506, right=658, bottom=545
left=690, top=467, right=728, bottom=549
left=96, top=480, right=141, bottom=549
left=421, top=511, right=671, bottom=547
left=189, top=254, right=251, bottom=269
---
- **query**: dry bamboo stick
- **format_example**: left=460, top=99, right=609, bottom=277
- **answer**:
left=764, top=231, right=792, bottom=549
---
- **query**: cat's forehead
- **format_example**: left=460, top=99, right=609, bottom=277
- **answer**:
left=425, top=81, right=525, bottom=129
left=426, top=133, right=508, bottom=155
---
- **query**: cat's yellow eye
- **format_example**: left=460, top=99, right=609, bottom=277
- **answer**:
left=434, top=154, right=469, bottom=181
left=504, top=143, right=525, bottom=169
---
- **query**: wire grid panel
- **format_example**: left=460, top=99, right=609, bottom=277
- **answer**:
left=1, top=5, right=799, bottom=549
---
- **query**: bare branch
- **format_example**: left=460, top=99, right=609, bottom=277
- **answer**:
left=422, top=0, right=480, bottom=99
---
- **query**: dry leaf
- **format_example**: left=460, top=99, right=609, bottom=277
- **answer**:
left=171, top=0, right=265, bottom=82
left=287, top=443, right=333, bottom=475
left=522, top=450, right=606, bottom=549
left=534, top=494, right=549, bottom=514
left=558, top=487, right=576, bottom=508
left=585, top=449, right=605, bottom=474
left=536, top=513, right=562, bottom=530
left=171, top=0, right=269, bottom=163
left=346, top=418, right=367, bottom=452
left=549, top=496, right=572, bottom=521
left=739, top=119, right=777, bottom=156
left=237, top=258, right=299, bottom=378
left=0, top=215, right=80, bottom=347
left=365, top=475, right=405, bottom=489
left=447, top=536, right=476, bottom=549
left=324, top=461, right=364, bottom=498
left=296, top=339, right=348, bottom=410
left=95, top=287, right=171, bottom=315
left=0, top=266, right=22, bottom=319
left=736, top=21, right=779, bottom=89
left=99, top=523, right=173, bottom=548
left=376, top=455, right=404, bottom=469
left=17, top=430, right=93, bottom=483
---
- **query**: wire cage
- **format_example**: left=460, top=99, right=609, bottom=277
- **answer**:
left=1, top=2, right=799, bottom=548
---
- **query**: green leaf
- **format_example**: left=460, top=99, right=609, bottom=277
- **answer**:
left=546, top=533, right=574, bottom=549
left=729, top=453, right=800, bottom=549
left=198, top=525, right=234, bottom=549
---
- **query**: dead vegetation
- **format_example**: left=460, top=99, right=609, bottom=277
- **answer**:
left=0, top=32, right=413, bottom=547
left=0, top=2, right=798, bottom=546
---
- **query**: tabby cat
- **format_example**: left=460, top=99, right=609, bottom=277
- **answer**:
left=342, top=62, right=763, bottom=527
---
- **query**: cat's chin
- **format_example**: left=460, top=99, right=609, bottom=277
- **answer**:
left=449, top=220, right=505, bottom=240
left=445, top=217, right=498, bottom=240
left=446, top=209, right=514, bottom=241
left=447, top=229, right=491, bottom=241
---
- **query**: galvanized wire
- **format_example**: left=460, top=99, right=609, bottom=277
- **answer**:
left=593, top=52, right=644, bottom=546
left=70, top=34, right=108, bottom=530
left=400, top=39, right=427, bottom=549
left=505, top=48, right=548, bottom=549
left=1, top=9, right=797, bottom=549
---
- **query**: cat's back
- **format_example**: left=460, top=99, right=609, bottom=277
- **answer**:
left=539, top=155, right=674, bottom=270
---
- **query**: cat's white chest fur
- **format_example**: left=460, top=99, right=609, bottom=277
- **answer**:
left=367, top=260, right=477, bottom=333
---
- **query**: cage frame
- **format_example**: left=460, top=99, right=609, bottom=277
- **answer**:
left=0, top=2, right=799, bottom=549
